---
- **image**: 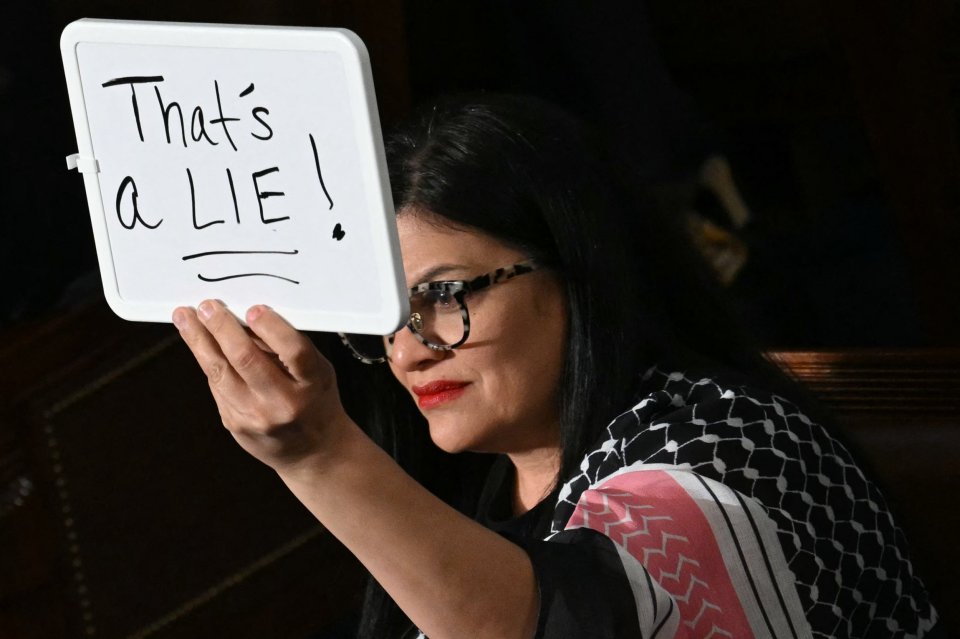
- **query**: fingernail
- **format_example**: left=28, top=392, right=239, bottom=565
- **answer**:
left=247, top=305, right=265, bottom=322
left=172, top=308, right=188, bottom=329
left=198, top=300, right=215, bottom=321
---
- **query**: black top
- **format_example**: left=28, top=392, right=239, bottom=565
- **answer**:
left=475, top=455, right=557, bottom=541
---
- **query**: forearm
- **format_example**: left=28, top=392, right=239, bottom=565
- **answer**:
left=277, top=421, right=539, bottom=639
left=172, top=302, right=538, bottom=637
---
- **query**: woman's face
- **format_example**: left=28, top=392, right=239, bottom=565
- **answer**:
left=388, top=209, right=568, bottom=456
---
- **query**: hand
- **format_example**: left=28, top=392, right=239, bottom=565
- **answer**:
left=172, top=300, right=352, bottom=474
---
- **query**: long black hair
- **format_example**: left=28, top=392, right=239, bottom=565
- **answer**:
left=337, top=93, right=788, bottom=637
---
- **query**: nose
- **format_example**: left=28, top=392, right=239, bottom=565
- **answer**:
left=388, top=325, right=447, bottom=372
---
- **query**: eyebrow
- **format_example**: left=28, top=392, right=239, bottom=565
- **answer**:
left=411, top=263, right=471, bottom=286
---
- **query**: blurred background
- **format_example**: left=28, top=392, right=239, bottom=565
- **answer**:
left=2, top=1, right=959, bottom=638
left=4, top=0, right=960, bottom=347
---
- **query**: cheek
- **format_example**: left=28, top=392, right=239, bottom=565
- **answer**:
left=480, top=292, right=567, bottom=403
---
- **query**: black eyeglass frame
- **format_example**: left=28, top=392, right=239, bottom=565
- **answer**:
left=338, top=259, right=542, bottom=364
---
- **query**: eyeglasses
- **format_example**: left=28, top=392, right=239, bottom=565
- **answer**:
left=339, top=259, right=542, bottom=364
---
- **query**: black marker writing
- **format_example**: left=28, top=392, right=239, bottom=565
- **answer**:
left=309, top=133, right=342, bottom=241
left=188, top=249, right=300, bottom=287
left=198, top=273, right=300, bottom=285
left=103, top=76, right=274, bottom=149
left=252, top=167, right=289, bottom=224
left=101, top=75, right=165, bottom=87
left=237, top=83, right=273, bottom=141
left=182, top=249, right=299, bottom=260
left=115, top=176, right=162, bottom=230
left=226, top=168, right=240, bottom=223
left=102, top=75, right=164, bottom=142
left=187, top=168, right=225, bottom=230
left=155, top=86, right=187, bottom=147
left=308, top=133, right=334, bottom=210
left=210, top=80, right=240, bottom=152
left=102, top=76, right=347, bottom=270
left=191, top=106, right=217, bottom=146
left=251, top=107, right=273, bottom=141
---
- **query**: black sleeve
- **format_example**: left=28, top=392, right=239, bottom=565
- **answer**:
left=506, top=528, right=651, bottom=638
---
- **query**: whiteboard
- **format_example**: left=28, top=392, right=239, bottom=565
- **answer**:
left=60, top=18, right=408, bottom=335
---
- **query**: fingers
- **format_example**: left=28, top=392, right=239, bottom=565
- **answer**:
left=172, top=304, right=244, bottom=396
left=174, top=300, right=289, bottom=391
left=173, top=301, right=348, bottom=472
left=244, top=305, right=325, bottom=382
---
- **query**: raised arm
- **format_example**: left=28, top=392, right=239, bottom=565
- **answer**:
left=172, top=300, right=538, bottom=639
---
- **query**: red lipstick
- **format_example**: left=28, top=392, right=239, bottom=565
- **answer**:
left=412, top=380, right=469, bottom=409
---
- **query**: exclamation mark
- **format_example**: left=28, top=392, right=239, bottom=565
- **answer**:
left=309, top=133, right=342, bottom=240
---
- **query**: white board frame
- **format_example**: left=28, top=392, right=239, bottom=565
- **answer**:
left=60, top=18, right=408, bottom=334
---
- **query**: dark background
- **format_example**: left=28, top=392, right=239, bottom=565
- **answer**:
left=2, top=0, right=959, bottom=346
left=2, top=3, right=959, bottom=637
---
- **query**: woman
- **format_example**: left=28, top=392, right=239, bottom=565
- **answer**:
left=173, top=95, right=937, bottom=638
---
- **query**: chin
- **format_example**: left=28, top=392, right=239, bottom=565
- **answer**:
left=426, top=419, right=482, bottom=455
left=427, top=430, right=470, bottom=454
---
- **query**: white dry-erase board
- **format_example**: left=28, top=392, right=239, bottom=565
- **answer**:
left=60, top=18, right=408, bottom=334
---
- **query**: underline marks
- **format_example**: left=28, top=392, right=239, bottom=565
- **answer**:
left=182, top=249, right=299, bottom=261
left=185, top=249, right=300, bottom=285
left=197, top=273, right=300, bottom=285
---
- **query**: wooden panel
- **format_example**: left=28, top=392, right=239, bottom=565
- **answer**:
left=771, top=349, right=960, bottom=414
left=0, top=300, right=364, bottom=639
